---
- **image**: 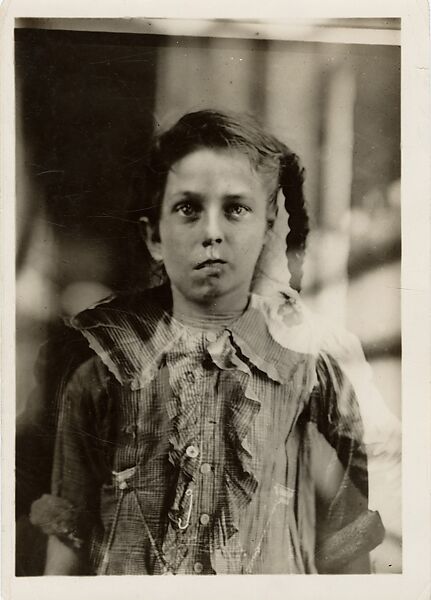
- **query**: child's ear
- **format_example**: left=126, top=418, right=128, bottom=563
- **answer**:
left=139, top=216, right=163, bottom=262
left=266, top=202, right=278, bottom=232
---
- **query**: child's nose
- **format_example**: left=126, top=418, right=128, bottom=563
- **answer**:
left=201, top=209, right=224, bottom=246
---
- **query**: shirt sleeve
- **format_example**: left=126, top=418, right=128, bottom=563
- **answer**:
left=17, top=325, right=94, bottom=519
left=30, top=356, right=114, bottom=552
left=314, top=323, right=401, bottom=568
left=318, top=322, right=401, bottom=464
left=307, top=352, right=384, bottom=572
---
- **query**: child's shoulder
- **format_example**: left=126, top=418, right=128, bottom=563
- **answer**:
left=65, top=285, right=173, bottom=388
left=251, top=288, right=368, bottom=370
left=68, top=284, right=171, bottom=330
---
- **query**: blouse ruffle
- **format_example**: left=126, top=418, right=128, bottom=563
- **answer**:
left=161, top=328, right=266, bottom=548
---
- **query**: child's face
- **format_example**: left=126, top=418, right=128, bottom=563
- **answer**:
left=144, top=148, right=274, bottom=312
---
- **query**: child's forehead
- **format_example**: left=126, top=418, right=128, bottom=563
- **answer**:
left=172, top=146, right=253, bottom=168
left=172, top=146, right=253, bottom=166
left=165, top=148, right=271, bottom=191
left=169, top=147, right=277, bottom=182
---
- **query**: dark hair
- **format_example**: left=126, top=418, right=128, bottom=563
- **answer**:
left=137, top=109, right=309, bottom=292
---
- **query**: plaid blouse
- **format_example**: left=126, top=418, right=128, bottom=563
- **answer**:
left=31, top=285, right=384, bottom=575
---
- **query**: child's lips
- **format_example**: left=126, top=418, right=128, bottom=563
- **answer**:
left=194, top=259, right=227, bottom=270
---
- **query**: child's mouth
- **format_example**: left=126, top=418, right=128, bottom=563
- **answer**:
left=194, top=259, right=227, bottom=270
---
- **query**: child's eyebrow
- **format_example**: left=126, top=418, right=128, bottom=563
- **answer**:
left=223, top=193, right=252, bottom=201
left=170, top=190, right=202, bottom=203
left=169, top=191, right=202, bottom=201
left=168, top=190, right=254, bottom=202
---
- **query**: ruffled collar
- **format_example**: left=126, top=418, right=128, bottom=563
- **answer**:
left=69, top=284, right=312, bottom=391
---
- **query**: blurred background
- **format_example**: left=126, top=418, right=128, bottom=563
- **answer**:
left=14, top=17, right=401, bottom=575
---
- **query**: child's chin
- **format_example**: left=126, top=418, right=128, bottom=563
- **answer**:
left=191, top=280, right=231, bottom=303
left=196, top=284, right=226, bottom=301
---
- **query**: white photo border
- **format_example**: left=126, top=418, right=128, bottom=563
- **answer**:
left=1, top=1, right=430, bottom=599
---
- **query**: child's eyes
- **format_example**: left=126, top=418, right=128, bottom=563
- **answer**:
left=173, top=202, right=251, bottom=219
left=175, top=202, right=199, bottom=217
left=225, top=204, right=251, bottom=218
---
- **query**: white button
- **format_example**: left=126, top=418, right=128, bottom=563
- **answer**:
left=200, top=513, right=210, bottom=526
left=206, top=331, right=217, bottom=343
left=186, top=445, right=199, bottom=458
left=193, top=561, right=204, bottom=574
left=200, top=462, right=212, bottom=474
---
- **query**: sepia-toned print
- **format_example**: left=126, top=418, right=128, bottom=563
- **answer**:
left=13, top=16, right=403, bottom=580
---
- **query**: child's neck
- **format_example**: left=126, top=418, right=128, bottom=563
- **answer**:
left=173, top=310, right=244, bottom=330
left=171, top=288, right=249, bottom=330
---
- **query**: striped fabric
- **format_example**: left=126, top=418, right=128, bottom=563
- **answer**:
left=33, top=285, right=374, bottom=574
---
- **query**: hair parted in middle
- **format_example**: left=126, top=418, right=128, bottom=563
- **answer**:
left=137, top=109, right=309, bottom=292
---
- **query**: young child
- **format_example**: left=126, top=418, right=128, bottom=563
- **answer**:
left=30, top=109, right=388, bottom=575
